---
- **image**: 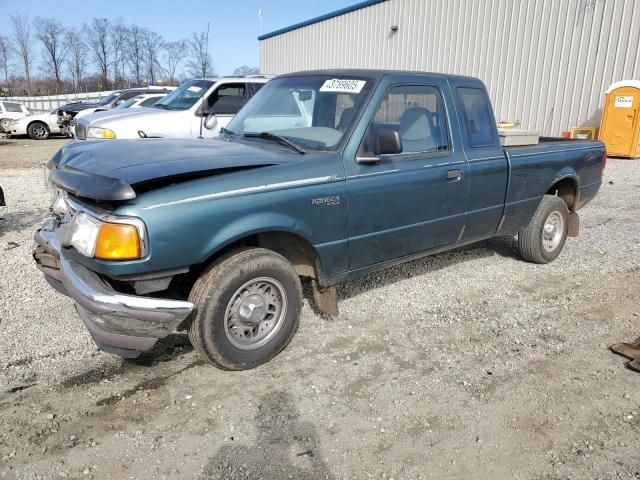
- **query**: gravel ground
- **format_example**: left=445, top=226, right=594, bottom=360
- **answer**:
left=0, top=140, right=639, bottom=479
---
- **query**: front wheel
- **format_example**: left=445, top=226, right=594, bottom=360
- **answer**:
left=518, top=194, right=569, bottom=264
left=28, top=122, right=50, bottom=140
left=188, top=248, right=303, bottom=370
left=0, top=118, right=11, bottom=133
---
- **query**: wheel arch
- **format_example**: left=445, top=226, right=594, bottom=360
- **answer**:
left=27, top=119, right=51, bottom=135
left=199, top=228, right=325, bottom=284
left=546, top=173, right=579, bottom=211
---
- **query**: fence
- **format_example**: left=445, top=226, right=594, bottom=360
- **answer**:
left=2, top=90, right=114, bottom=113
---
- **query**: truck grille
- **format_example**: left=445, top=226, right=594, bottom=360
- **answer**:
left=75, top=124, right=86, bottom=140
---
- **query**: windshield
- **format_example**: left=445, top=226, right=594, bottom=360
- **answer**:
left=226, top=75, right=373, bottom=151
left=97, top=92, right=120, bottom=106
left=153, top=79, right=214, bottom=111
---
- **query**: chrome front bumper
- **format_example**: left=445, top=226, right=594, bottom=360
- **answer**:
left=33, top=225, right=194, bottom=358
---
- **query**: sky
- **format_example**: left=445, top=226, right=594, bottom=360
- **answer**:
left=0, top=0, right=358, bottom=76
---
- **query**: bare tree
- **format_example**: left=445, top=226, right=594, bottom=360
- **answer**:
left=0, top=36, right=10, bottom=82
left=161, top=40, right=187, bottom=85
left=111, top=18, right=128, bottom=87
left=84, top=18, right=111, bottom=84
left=10, top=13, right=33, bottom=88
left=233, top=65, right=260, bottom=76
left=187, top=31, right=214, bottom=78
left=144, top=31, right=163, bottom=84
left=65, top=30, right=87, bottom=92
left=34, top=17, right=69, bottom=84
left=126, top=25, right=146, bottom=85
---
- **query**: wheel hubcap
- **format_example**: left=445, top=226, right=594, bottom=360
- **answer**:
left=542, top=211, right=564, bottom=252
left=224, top=277, right=287, bottom=350
left=33, top=125, right=46, bottom=138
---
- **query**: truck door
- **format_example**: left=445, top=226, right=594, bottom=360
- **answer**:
left=345, top=80, right=470, bottom=270
left=448, top=79, right=508, bottom=240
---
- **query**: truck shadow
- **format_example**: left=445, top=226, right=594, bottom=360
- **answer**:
left=59, top=334, right=194, bottom=388
left=201, top=390, right=335, bottom=480
left=333, top=235, right=519, bottom=302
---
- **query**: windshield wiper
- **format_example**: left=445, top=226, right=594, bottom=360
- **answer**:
left=244, top=131, right=306, bottom=154
left=153, top=104, right=170, bottom=110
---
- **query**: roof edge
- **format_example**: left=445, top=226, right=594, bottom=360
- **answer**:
left=258, top=0, right=388, bottom=41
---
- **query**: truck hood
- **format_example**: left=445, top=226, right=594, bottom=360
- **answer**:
left=77, top=107, right=155, bottom=126
left=88, top=107, right=177, bottom=129
left=49, top=138, right=294, bottom=201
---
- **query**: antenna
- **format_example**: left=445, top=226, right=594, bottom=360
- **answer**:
left=198, top=21, right=211, bottom=140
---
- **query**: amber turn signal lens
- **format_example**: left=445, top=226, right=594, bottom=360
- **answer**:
left=94, top=223, right=141, bottom=260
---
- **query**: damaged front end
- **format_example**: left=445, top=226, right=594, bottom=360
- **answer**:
left=33, top=190, right=193, bottom=358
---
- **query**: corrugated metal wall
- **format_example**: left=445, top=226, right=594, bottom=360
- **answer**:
left=260, top=0, right=640, bottom=135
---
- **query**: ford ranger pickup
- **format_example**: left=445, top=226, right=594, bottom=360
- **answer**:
left=33, top=69, right=606, bottom=370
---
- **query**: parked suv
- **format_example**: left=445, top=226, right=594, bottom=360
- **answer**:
left=0, top=101, right=30, bottom=132
left=57, top=87, right=173, bottom=134
left=72, top=76, right=270, bottom=140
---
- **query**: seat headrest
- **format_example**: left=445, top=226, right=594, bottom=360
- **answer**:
left=400, top=107, right=432, bottom=141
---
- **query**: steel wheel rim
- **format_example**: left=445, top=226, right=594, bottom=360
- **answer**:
left=32, top=124, right=47, bottom=138
left=224, top=276, right=287, bottom=350
left=542, top=211, right=564, bottom=252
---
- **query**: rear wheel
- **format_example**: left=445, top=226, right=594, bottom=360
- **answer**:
left=518, top=194, right=569, bottom=264
left=28, top=122, right=50, bottom=140
left=188, top=248, right=303, bottom=370
left=0, top=118, right=11, bottom=133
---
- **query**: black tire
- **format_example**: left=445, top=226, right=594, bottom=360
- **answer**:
left=28, top=122, right=50, bottom=140
left=0, top=118, right=10, bottom=133
left=518, top=194, right=569, bottom=264
left=188, top=248, right=303, bottom=370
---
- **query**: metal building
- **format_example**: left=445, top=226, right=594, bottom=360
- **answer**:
left=259, top=0, right=640, bottom=136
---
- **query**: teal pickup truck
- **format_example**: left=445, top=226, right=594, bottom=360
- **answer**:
left=33, top=70, right=606, bottom=370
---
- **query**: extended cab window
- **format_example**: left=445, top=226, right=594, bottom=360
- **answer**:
left=208, top=83, right=247, bottom=115
left=361, top=85, right=450, bottom=156
left=456, top=87, right=495, bottom=147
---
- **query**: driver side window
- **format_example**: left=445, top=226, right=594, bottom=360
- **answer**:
left=207, top=83, right=247, bottom=115
left=360, top=85, right=450, bottom=156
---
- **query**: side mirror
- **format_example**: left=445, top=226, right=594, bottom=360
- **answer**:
left=357, top=129, right=403, bottom=164
left=375, top=129, right=403, bottom=155
left=204, top=113, right=217, bottom=130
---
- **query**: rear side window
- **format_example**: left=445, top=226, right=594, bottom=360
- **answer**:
left=456, top=87, right=495, bottom=147
left=4, top=102, right=23, bottom=113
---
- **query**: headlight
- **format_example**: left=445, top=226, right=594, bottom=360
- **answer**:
left=69, top=213, right=101, bottom=257
left=69, top=212, right=143, bottom=260
left=86, top=127, right=116, bottom=139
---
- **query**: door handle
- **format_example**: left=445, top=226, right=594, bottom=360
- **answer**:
left=446, top=169, right=462, bottom=180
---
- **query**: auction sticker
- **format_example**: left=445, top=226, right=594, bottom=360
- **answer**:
left=614, top=95, right=633, bottom=108
left=320, top=79, right=366, bottom=94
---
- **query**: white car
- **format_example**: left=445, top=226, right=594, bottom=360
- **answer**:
left=73, top=76, right=270, bottom=140
left=71, top=93, right=168, bottom=133
left=72, top=92, right=169, bottom=122
left=6, top=108, right=62, bottom=140
left=0, top=101, right=30, bottom=132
